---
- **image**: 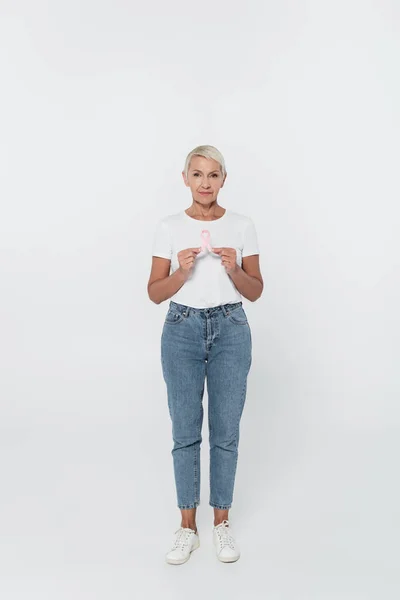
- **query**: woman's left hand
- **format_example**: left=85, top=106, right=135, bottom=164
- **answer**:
left=212, top=247, right=238, bottom=275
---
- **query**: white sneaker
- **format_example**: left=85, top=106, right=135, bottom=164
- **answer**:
left=213, top=519, right=240, bottom=562
left=165, top=526, right=200, bottom=565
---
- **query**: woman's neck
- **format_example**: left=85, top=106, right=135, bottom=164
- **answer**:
left=185, top=201, right=225, bottom=221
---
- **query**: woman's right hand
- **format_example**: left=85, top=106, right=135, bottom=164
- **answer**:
left=177, top=247, right=201, bottom=280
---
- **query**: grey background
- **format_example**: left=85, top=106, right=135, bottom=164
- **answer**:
left=0, top=0, right=399, bottom=598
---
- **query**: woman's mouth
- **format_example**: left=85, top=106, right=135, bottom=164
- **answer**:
left=199, top=192, right=212, bottom=195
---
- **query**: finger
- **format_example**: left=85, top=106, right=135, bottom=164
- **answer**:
left=179, top=248, right=200, bottom=257
left=181, top=257, right=193, bottom=266
left=183, top=250, right=201, bottom=259
left=211, top=247, right=223, bottom=254
left=219, top=248, right=235, bottom=256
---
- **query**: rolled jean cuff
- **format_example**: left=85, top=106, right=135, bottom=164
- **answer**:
left=209, top=502, right=232, bottom=510
left=178, top=502, right=200, bottom=509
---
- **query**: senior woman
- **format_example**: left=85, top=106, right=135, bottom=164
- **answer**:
left=147, top=145, right=263, bottom=565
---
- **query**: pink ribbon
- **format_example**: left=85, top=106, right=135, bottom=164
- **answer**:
left=200, top=229, right=212, bottom=252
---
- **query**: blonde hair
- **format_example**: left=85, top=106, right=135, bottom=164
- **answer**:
left=183, top=145, right=226, bottom=179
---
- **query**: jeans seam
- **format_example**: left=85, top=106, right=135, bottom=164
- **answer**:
left=194, top=443, right=198, bottom=506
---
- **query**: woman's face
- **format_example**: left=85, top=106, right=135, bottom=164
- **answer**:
left=182, top=156, right=226, bottom=204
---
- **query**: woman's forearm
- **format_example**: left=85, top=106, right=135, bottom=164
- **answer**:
left=229, top=265, right=263, bottom=302
left=148, top=263, right=263, bottom=305
left=148, top=268, right=187, bottom=304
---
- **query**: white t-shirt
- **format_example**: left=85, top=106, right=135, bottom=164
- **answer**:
left=152, top=209, right=259, bottom=308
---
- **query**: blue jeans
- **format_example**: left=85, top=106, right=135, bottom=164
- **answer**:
left=161, top=300, right=252, bottom=510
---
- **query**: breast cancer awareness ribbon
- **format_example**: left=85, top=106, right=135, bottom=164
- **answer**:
left=200, top=229, right=212, bottom=252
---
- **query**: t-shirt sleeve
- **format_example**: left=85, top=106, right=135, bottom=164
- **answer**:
left=152, top=219, right=172, bottom=260
left=242, top=217, right=259, bottom=257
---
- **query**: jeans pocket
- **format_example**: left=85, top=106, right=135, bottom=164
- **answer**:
left=165, top=308, right=184, bottom=324
left=227, top=306, right=248, bottom=325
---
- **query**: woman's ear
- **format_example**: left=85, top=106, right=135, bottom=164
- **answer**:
left=182, top=171, right=189, bottom=187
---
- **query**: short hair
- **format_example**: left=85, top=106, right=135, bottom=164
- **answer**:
left=183, top=145, right=227, bottom=179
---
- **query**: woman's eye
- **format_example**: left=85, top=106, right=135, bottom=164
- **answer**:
left=193, top=173, right=218, bottom=177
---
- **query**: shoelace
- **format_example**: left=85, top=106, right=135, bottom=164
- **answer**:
left=214, top=520, right=235, bottom=550
left=172, top=527, right=195, bottom=551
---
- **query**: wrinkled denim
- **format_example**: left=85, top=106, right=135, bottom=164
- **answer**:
left=161, top=300, right=252, bottom=510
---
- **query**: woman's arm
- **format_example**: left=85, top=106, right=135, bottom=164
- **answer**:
left=148, top=247, right=201, bottom=304
left=148, top=251, right=263, bottom=305
left=147, top=257, right=186, bottom=304
left=229, top=254, right=264, bottom=302
left=211, top=248, right=263, bottom=302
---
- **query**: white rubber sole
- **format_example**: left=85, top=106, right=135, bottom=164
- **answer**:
left=216, top=552, right=240, bottom=563
left=165, top=537, right=200, bottom=565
